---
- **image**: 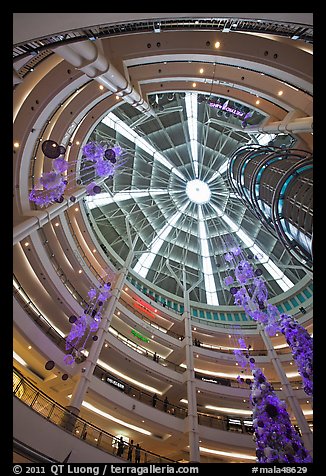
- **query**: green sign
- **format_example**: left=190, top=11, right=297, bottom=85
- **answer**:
left=131, top=329, right=150, bottom=343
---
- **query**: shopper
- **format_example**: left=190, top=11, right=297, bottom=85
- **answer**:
left=163, top=396, right=169, bottom=412
left=117, top=437, right=125, bottom=457
left=135, top=443, right=141, bottom=463
left=127, top=439, right=134, bottom=462
left=152, top=393, right=158, bottom=407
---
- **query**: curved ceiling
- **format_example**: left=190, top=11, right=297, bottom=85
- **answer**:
left=84, top=91, right=306, bottom=304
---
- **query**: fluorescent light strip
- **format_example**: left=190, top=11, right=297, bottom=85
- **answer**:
left=87, top=190, right=168, bottom=210
left=133, top=205, right=187, bottom=278
left=185, top=92, right=199, bottom=177
left=211, top=204, right=293, bottom=291
left=199, top=446, right=256, bottom=461
left=97, top=359, right=162, bottom=395
left=81, top=401, right=152, bottom=435
left=102, top=113, right=185, bottom=180
left=180, top=364, right=253, bottom=380
left=198, top=207, right=219, bottom=305
left=205, top=405, right=252, bottom=416
left=13, top=280, right=66, bottom=337
left=13, top=351, right=28, bottom=367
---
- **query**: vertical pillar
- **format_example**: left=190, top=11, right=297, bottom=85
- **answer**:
left=183, top=268, right=200, bottom=463
left=66, top=243, right=136, bottom=418
left=259, top=324, right=313, bottom=453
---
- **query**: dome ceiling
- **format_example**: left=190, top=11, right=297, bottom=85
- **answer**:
left=83, top=91, right=305, bottom=304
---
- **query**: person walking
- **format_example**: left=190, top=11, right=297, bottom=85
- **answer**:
left=135, top=443, right=141, bottom=463
left=117, top=436, right=125, bottom=457
left=127, top=439, right=134, bottom=462
left=163, top=396, right=169, bottom=412
left=152, top=393, right=157, bottom=407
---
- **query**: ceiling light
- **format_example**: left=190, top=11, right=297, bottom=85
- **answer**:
left=255, top=100, right=260, bottom=105
left=78, top=270, right=83, bottom=274
left=75, top=141, right=80, bottom=145
left=24, top=242, right=29, bottom=247
left=14, top=142, right=20, bottom=148
left=186, top=180, right=211, bottom=204
left=74, top=207, right=79, bottom=211
left=93, top=249, right=96, bottom=253
left=117, top=311, right=120, bottom=315
left=99, top=85, right=104, bottom=90
left=214, top=41, right=220, bottom=48
left=28, top=345, right=32, bottom=350
left=104, top=343, right=108, bottom=348
left=277, top=90, right=283, bottom=96
left=125, top=287, right=128, bottom=291
left=192, top=82, right=197, bottom=87
left=199, top=446, right=255, bottom=460
left=199, top=68, right=204, bottom=74
left=54, top=222, right=59, bottom=227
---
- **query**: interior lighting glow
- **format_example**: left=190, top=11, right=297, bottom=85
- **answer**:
left=214, top=41, right=221, bottom=48
left=133, top=205, right=187, bottom=278
left=199, top=446, right=255, bottom=460
left=97, top=359, right=163, bottom=394
left=278, top=90, right=284, bottom=96
left=13, top=351, right=28, bottom=367
left=81, top=401, right=152, bottom=435
left=211, top=204, right=293, bottom=291
left=185, top=92, right=199, bottom=177
left=102, top=113, right=185, bottom=180
left=205, top=405, right=253, bottom=416
left=14, top=142, right=20, bottom=148
left=198, top=207, right=219, bottom=305
left=186, top=180, right=211, bottom=204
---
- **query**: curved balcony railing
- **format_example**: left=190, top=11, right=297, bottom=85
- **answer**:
left=13, top=276, right=303, bottom=405
left=13, top=368, right=176, bottom=463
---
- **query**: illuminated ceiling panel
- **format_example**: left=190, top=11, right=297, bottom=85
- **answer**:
left=84, top=92, right=305, bottom=304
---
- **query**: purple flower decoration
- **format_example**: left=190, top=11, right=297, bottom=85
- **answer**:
left=224, top=275, right=234, bottom=286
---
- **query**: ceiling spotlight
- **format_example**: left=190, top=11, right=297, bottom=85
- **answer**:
left=277, top=90, right=284, bottom=96
left=214, top=41, right=221, bottom=49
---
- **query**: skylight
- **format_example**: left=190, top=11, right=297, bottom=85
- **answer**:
left=198, top=206, right=219, bottom=305
left=102, top=113, right=186, bottom=180
left=186, top=179, right=211, bottom=204
left=185, top=92, right=199, bottom=177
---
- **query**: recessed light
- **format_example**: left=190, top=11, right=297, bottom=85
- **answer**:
left=194, top=327, right=196, bottom=331
left=74, top=207, right=79, bottom=211
left=28, top=345, right=32, bottom=350
left=99, top=85, right=104, bottom=90
left=24, top=242, right=29, bottom=247
left=78, top=270, right=83, bottom=274
left=14, top=142, right=20, bottom=148
left=277, top=90, right=283, bottom=96
left=54, top=222, right=59, bottom=227
left=116, top=95, right=120, bottom=100
left=75, top=141, right=80, bottom=145
left=104, top=343, right=108, bottom=348
left=117, top=311, right=120, bottom=315
left=192, top=82, right=197, bottom=87
left=255, top=100, right=260, bottom=105
left=214, top=41, right=220, bottom=48
left=199, top=68, right=204, bottom=74
left=93, top=249, right=96, bottom=253
left=125, top=287, right=128, bottom=291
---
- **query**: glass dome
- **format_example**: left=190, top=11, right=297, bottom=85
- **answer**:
left=83, top=92, right=305, bottom=304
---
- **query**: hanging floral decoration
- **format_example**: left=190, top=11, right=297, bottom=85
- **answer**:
left=233, top=342, right=312, bottom=463
left=29, top=139, right=127, bottom=207
left=64, top=281, right=112, bottom=366
left=223, top=245, right=313, bottom=396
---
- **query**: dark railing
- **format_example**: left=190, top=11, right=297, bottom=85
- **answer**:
left=13, top=276, right=303, bottom=399
left=13, top=368, right=176, bottom=463
left=13, top=16, right=313, bottom=62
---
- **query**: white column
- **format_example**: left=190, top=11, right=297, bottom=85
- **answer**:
left=259, top=324, right=313, bottom=453
left=13, top=176, right=108, bottom=246
left=67, top=244, right=135, bottom=415
left=183, top=269, right=200, bottom=463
